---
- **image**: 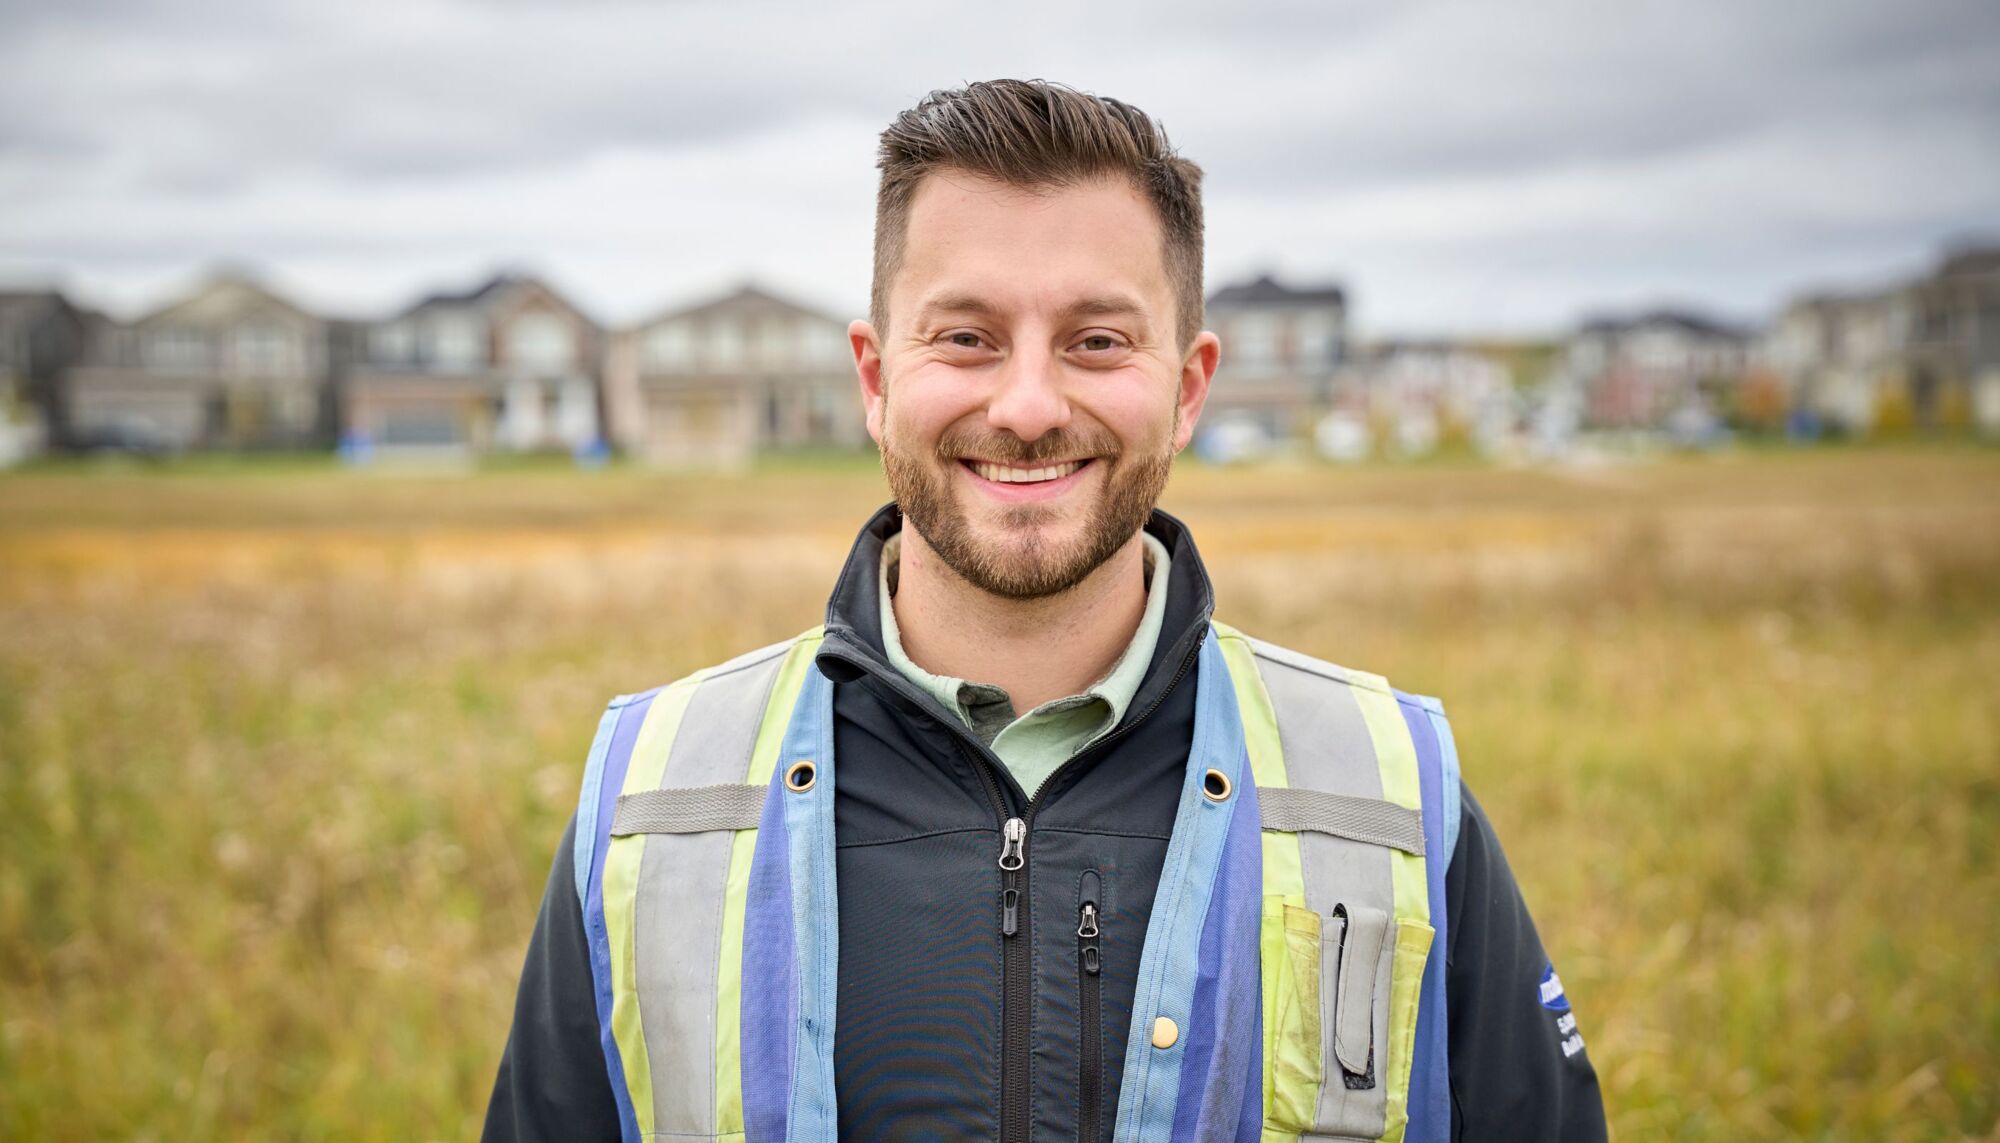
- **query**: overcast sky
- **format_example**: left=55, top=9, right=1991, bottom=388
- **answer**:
left=2, top=0, right=1996, bottom=336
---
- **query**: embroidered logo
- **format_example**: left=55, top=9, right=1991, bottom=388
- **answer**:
left=1538, top=964, right=1570, bottom=1011
left=1539, top=964, right=1586, bottom=1058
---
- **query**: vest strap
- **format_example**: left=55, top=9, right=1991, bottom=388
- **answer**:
left=1256, top=787, right=1426, bottom=856
left=611, top=784, right=767, bottom=835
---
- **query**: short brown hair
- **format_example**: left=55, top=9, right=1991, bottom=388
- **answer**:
left=871, top=79, right=1206, bottom=351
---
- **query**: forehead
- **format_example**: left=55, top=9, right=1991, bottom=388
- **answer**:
left=893, top=170, right=1172, bottom=324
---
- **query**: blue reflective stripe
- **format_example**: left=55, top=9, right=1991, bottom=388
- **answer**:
left=1169, top=767, right=1264, bottom=1141
left=1399, top=691, right=1454, bottom=1143
left=1113, top=630, right=1252, bottom=1141
left=1420, top=694, right=1464, bottom=863
left=576, top=688, right=660, bottom=1143
left=781, top=664, right=840, bottom=1141
left=741, top=755, right=798, bottom=1141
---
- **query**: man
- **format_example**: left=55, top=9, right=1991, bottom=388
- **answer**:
left=486, top=80, right=1605, bottom=1142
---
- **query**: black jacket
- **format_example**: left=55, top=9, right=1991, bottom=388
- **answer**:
left=485, top=506, right=1607, bottom=1141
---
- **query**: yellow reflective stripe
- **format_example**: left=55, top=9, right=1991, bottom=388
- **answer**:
left=1346, top=685, right=1429, bottom=1142
left=1214, top=622, right=1311, bottom=1137
left=712, top=628, right=823, bottom=1137
left=603, top=670, right=707, bottom=1140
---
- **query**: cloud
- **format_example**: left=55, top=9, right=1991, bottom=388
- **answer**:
left=1, top=0, right=1995, bottom=332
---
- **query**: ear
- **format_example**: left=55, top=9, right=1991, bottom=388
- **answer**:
left=850, top=319, right=886, bottom=446
left=1171, top=329, right=1221, bottom=453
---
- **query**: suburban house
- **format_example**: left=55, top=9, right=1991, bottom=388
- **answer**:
left=60, top=272, right=335, bottom=451
left=1905, top=245, right=2000, bottom=432
left=604, top=283, right=862, bottom=467
left=1567, top=310, right=1751, bottom=430
left=1765, top=290, right=1913, bottom=433
left=1200, top=274, right=1347, bottom=448
left=1339, top=339, right=1518, bottom=456
left=1763, top=244, right=2000, bottom=435
left=344, top=273, right=603, bottom=455
left=0, top=290, right=92, bottom=462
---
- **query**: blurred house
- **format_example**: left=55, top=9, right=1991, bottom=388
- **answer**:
left=1201, top=274, right=1346, bottom=451
left=0, top=290, right=90, bottom=462
left=1906, top=245, right=2000, bottom=434
left=61, top=272, right=334, bottom=451
left=1340, top=339, right=1517, bottom=457
left=1764, top=289, right=1913, bottom=434
left=345, top=273, right=603, bottom=455
left=1567, top=310, right=1750, bottom=431
left=1763, top=244, right=2000, bottom=436
left=605, top=284, right=862, bottom=467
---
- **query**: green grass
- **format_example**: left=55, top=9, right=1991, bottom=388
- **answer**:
left=1, top=448, right=1996, bottom=1139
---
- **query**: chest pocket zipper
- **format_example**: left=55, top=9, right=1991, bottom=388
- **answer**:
left=1078, top=869, right=1103, bottom=1142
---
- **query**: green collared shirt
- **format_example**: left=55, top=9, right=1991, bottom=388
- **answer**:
left=878, top=529, right=1172, bottom=799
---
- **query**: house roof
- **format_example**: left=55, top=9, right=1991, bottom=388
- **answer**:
left=1206, top=274, right=1346, bottom=309
left=1577, top=309, right=1749, bottom=340
left=137, top=271, right=319, bottom=329
left=634, top=282, right=841, bottom=329
left=0, top=290, right=73, bottom=331
left=1936, top=245, right=2000, bottom=279
left=392, top=271, right=597, bottom=329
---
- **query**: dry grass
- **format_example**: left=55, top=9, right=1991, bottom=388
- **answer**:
left=2, top=447, right=1996, bottom=1140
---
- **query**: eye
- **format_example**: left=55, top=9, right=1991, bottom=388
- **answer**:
left=942, top=331, right=987, bottom=349
left=1075, top=333, right=1125, bottom=353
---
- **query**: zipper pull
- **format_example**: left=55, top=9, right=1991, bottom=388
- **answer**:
left=1002, top=888, right=1020, bottom=937
left=1078, top=870, right=1102, bottom=975
left=998, top=817, right=1026, bottom=871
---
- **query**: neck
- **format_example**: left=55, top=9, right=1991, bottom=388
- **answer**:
left=891, top=523, right=1150, bottom=713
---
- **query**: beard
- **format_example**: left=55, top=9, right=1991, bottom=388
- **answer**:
left=880, top=404, right=1176, bottom=601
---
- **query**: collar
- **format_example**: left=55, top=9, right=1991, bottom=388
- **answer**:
left=876, top=529, right=1172, bottom=731
left=818, top=502, right=1217, bottom=744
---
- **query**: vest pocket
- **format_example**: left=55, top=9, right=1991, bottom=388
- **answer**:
left=1264, top=898, right=1424, bottom=1140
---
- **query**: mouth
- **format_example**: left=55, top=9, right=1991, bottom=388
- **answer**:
left=957, top=457, right=1096, bottom=502
left=962, top=458, right=1091, bottom=484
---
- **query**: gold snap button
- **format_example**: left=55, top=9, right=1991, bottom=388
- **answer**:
left=1151, top=1016, right=1179, bottom=1049
left=784, top=760, right=816, bottom=793
left=1202, top=768, right=1232, bottom=802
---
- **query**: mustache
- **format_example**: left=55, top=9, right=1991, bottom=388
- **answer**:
left=933, top=426, right=1120, bottom=465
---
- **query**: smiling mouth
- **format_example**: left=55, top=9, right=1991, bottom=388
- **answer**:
left=961, top=458, right=1092, bottom=484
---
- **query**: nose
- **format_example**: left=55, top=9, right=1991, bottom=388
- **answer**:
left=984, top=343, right=1071, bottom=442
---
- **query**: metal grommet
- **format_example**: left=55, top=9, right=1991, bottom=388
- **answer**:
left=1151, top=1016, right=1179, bottom=1049
left=784, top=760, right=816, bottom=793
left=1202, top=768, right=1232, bottom=802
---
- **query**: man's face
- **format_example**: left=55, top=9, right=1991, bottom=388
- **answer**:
left=852, top=170, right=1219, bottom=600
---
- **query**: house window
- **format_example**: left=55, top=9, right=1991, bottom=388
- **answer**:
left=644, top=322, right=695, bottom=373
left=797, top=316, right=845, bottom=367
left=372, top=322, right=415, bottom=365
left=429, top=314, right=485, bottom=370
left=233, top=322, right=289, bottom=374
left=507, top=312, right=574, bottom=372
left=150, top=325, right=208, bottom=372
left=1229, top=312, right=1280, bottom=373
left=1293, top=310, right=1341, bottom=370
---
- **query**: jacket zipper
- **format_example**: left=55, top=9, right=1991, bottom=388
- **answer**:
left=823, top=628, right=1206, bottom=1143
left=1077, top=870, right=1103, bottom=1143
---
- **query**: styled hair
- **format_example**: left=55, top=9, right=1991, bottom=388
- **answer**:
left=870, top=79, right=1205, bottom=351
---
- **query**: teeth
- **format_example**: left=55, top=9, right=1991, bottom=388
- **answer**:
left=971, top=460, right=1084, bottom=484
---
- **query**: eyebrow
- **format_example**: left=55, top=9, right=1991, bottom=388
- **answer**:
left=914, top=292, right=1153, bottom=330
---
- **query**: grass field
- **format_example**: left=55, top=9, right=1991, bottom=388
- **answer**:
left=2, top=448, right=1996, bottom=1140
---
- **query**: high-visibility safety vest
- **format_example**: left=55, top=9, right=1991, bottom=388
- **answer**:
left=573, top=621, right=1462, bottom=1142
